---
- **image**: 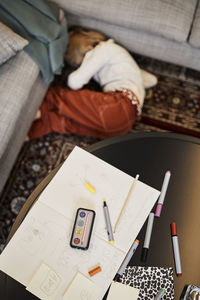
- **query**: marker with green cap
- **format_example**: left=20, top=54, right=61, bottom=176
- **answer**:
left=154, top=288, right=165, bottom=300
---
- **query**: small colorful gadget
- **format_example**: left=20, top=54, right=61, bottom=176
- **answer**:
left=70, top=208, right=95, bottom=250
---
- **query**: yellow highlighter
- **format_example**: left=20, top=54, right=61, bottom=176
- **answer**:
left=84, top=182, right=96, bottom=194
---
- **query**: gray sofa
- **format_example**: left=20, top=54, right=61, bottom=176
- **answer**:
left=0, top=27, right=48, bottom=196
left=0, top=4, right=67, bottom=196
left=54, top=0, right=200, bottom=72
left=0, top=0, right=200, bottom=196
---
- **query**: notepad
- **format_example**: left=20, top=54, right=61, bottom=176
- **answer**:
left=107, top=282, right=139, bottom=300
left=63, top=272, right=100, bottom=300
left=121, top=266, right=174, bottom=300
left=26, top=263, right=64, bottom=300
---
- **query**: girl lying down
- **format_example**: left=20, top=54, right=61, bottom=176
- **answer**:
left=29, top=27, right=157, bottom=139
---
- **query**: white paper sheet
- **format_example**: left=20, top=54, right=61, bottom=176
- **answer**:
left=107, top=282, right=139, bottom=300
left=39, top=146, right=160, bottom=252
left=0, top=146, right=160, bottom=300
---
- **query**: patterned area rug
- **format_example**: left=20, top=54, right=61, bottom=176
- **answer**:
left=134, top=53, right=200, bottom=137
left=0, top=55, right=199, bottom=251
left=142, top=75, right=200, bottom=137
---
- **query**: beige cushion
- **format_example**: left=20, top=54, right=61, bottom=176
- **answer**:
left=0, top=22, right=29, bottom=65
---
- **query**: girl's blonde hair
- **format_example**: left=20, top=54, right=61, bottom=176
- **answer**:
left=65, top=27, right=107, bottom=67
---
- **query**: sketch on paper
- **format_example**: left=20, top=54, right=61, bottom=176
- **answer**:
left=26, top=263, right=64, bottom=299
left=40, top=269, right=61, bottom=296
left=19, top=217, right=48, bottom=256
left=80, top=289, right=94, bottom=300
left=62, top=272, right=100, bottom=300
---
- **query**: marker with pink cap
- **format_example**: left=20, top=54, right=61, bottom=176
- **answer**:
left=155, top=170, right=171, bottom=217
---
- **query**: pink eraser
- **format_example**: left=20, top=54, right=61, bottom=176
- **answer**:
left=155, top=203, right=163, bottom=217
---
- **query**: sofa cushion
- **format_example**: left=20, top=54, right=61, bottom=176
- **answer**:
left=0, top=51, right=39, bottom=159
left=0, top=1, right=68, bottom=84
left=189, top=1, right=200, bottom=48
left=0, top=50, right=48, bottom=195
left=66, top=12, right=200, bottom=72
left=0, top=22, right=28, bottom=65
left=53, top=0, right=197, bottom=42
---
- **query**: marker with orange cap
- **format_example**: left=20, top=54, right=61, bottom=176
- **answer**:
left=114, top=239, right=139, bottom=280
left=170, top=222, right=182, bottom=276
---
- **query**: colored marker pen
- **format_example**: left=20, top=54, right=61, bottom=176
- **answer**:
left=141, top=212, right=154, bottom=262
left=170, top=222, right=182, bottom=276
left=154, top=288, right=165, bottom=300
left=155, top=170, right=171, bottom=217
left=115, top=239, right=139, bottom=280
left=103, top=200, right=114, bottom=244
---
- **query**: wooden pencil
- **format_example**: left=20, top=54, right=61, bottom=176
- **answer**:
left=114, top=174, right=139, bottom=233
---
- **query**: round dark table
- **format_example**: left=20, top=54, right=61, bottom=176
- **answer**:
left=1, top=132, right=200, bottom=299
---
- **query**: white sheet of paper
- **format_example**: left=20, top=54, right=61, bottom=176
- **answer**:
left=107, top=282, right=139, bottom=300
left=26, top=263, right=65, bottom=300
left=0, top=146, right=160, bottom=300
left=0, top=201, right=125, bottom=298
left=63, top=272, right=100, bottom=300
left=39, top=146, right=160, bottom=252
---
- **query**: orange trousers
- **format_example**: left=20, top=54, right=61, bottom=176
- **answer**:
left=28, top=86, right=137, bottom=139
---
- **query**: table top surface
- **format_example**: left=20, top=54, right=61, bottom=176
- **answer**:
left=1, top=132, right=200, bottom=300
left=87, top=132, right=200, bottom=299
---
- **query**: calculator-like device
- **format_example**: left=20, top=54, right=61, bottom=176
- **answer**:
left=70, top=208, right=95, bottom=250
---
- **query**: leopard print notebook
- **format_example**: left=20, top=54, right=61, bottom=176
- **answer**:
left=121, top=266, right=174, bottom=300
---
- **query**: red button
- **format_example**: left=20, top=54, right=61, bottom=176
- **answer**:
left=74, top=238, right=80, bottom=244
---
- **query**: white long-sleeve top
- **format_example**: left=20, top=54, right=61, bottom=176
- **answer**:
left=67, top=39, right=145, bottom=107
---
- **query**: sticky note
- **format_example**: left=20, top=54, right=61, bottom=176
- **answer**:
left=26, top=263, right=64, bottom=299
left=107, top=281, right=139, bottom=300
left=63, top=272, right=100, bottom=300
